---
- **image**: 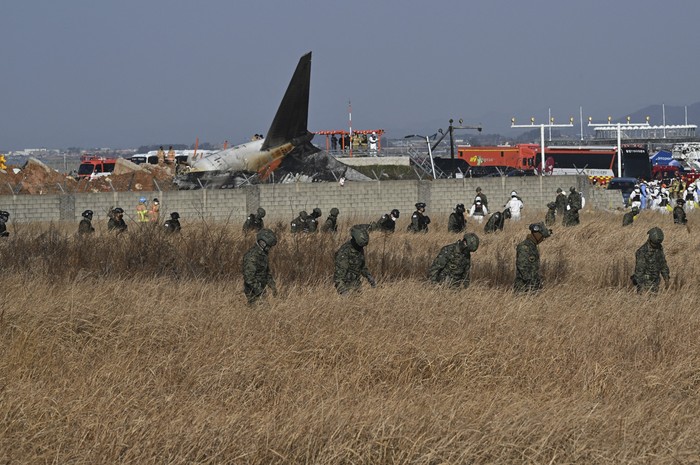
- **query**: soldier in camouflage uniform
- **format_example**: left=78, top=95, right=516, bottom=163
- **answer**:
left=290, top=210, right=309, bottom=233
left=334, top=225, right=377, bottom=294
left=554, top=187, right=567, bottom=216
left=484, top=208, right=511, bottom=233
left=447, top=203, right=467, bottom=233
left=622, top=206, right=639, bottom=227
left=321, top=207, right=340, bottom=232
left=78, top=209, right=95, bottom=235
left=673, top=199, right=687, bottom=224
left=563, top=186, right=582, bottom=227
left=513, top=222, right=552, bottom=293
left=242, top=207, right=266, bottom=233
left=631, top=227, right=670, bottom=293
left=242, top=228, right=278, bottom=304
left=407, top=202, right=430, bottom=233
left=428, top=232, right=480, bottom=288
left=307, top=207, right=322, bottom=232
left=543, top=201, right=556, bottom=226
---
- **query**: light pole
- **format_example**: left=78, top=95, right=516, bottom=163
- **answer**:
left=511, top=116, right=574, bottom=175
left=587, top=116, right=650, bottom=177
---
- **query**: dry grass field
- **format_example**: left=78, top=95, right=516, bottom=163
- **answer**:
left=2, top=209, right=700, bottom=464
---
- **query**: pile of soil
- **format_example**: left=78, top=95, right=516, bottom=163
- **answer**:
left=0, top=160, right=177, bottom=195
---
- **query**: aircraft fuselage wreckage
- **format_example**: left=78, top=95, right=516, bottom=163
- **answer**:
left=175, top=52, right=320, bottom=189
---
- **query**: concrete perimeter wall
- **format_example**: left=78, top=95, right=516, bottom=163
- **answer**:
left=0, top=175, right=623, bottom=224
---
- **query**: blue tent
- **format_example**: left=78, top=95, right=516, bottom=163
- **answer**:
left=650, top=150, right=673, bottom=166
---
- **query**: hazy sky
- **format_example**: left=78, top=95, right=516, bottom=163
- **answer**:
left=3, top=0, right=699, bottom=150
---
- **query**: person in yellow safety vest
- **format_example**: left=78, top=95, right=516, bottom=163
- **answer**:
left=157, top=146, right=166, bottom=165
left=149, top=198, right=160, bottom=222
left=0, top=155, right=6, bottom=171
left=167, top=146, right=175, bottom=164
left=136, top=197, right=149, bottom=222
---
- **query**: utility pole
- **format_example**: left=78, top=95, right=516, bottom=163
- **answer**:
left=511, top=116, right=574, bottom=175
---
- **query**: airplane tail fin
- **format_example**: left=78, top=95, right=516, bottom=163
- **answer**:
left=262, top=52, right=312, bottom=151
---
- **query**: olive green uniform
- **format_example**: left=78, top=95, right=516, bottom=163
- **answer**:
left=243, top=243, right=276, bottom=303
left=514, top=235, right=541, bottom=293
left=429, top=242, right=473, bottom=287
left=243, top=214, right=264, bottom=232
left=321, top=214, right=338, bottom=232
left=632, top=242, right=669, bottom=293
left=622, top=211, right=637, bottom=226
left=545, top=207, right=556, bottom=226
left=78, top=218, right=94, bottom=235
left=107, top=218, right=127, bottom=234
left=334, top=240, right=374, bottom=294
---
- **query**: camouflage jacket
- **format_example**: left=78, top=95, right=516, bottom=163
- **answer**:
left=334, top=240, right=371, bottom=294
left=321, top=215, right=338, bottom=232
left=567, top=191, right=582, bottom=210
left=242, top=243, right=275, bottom=302
left=633, top=242, right=669, bottom=292
left=514, top=235, right=541, bottom=293
left=447, top=212, right=466, bottom=233
left=290, top=216, right=309, bottom=233
left=429, top=242, right=472, bottom=287
left=555, top=193, right=567, bottom=216
left=545, top=208, right=556, bottom=226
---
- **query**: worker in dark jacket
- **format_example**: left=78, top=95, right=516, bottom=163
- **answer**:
left=484, top=208, right=511, bottom=233
left=371, top=209, right=400, bottom=233
left=407, top=202, right=430, bottom=233
left=334, top=225, right=376, bottom=294
left=243, top=207, right=266, bottom=232
left=447, top=203, right=467, bottom=233
left=514, top=222, right=552, bottom=293
left=290, top=211, right=309, bottom=233
left=78, top=210, right=95, bottom=235
left=164, top=212, right=181, bottom=233
left=307, top=208, right=322, bottom=232
left=631, top=227, right=670, bottom=293
left=107, top=208, right=128, bottom=234
left=242, top=228, right=278, bottom=304
left=429, top=233, right=480, bottom=288
left=545, top=202, right=557, bottom=226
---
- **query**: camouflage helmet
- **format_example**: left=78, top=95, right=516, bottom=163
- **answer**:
left=299, top=210, right=309, bottom=220
left=391, top=209, right=400, bottom=218
left=256, top=228, right=278, bottom=247
left=647, top=227, right=664, bottom=245
left=350, top=225, right=369, bottom=247
left=113, top=207, right=124, bottom=215
left=330, top=207, right=339, bottom=216
left=503, top=207, right=512, bottom=219
left=82, top=209, right=93, bottom=219
left=455, top=203, right=465, bottom=213
left=0, top=210, right=10, bottom=220
left=257, top=207, right=266, bottom=218
left=529, top=222, right=552, bottom=238
left=547, top=202, right=556, bottom=209
left=170, top=212, right=180, bottom=219
left=631, top=206, right=640, bottom=213
left=556, top=187, right=563, bottom=193
left=312, top=207, right=322, bottom=218
left=570, top=186, right=576, bottom=193
left=462, top=232, right=480, bottom=252
left=415, top=202, right=426, bottom=210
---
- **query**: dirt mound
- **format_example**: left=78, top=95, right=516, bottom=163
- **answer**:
left=0, top=161, right=177, bottom=195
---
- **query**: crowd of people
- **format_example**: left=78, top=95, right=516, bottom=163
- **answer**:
left=0, top=182, right=676, bottom=303
left=624, top=173, right=697, bottom=226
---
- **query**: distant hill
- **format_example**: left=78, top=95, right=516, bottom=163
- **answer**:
left=623, top=103, right=700, bottom=126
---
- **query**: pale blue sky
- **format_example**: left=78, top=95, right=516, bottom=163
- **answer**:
left=3, top=0, right=699, bottom=150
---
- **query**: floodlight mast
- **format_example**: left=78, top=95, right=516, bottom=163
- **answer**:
left=510, top=117, right=574, bottom=175
left=587, top=116, right=650, bottom=177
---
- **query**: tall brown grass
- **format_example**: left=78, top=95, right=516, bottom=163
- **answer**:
left=1, top=209, right=700, bottom=463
